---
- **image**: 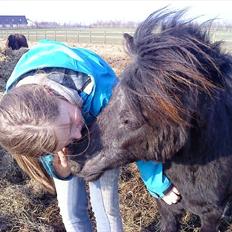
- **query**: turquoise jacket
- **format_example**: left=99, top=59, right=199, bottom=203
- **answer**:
left=6, top=39, right=171, bottom=198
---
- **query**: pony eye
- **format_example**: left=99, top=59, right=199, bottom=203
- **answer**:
left=123, top=119, right=129, bottom=124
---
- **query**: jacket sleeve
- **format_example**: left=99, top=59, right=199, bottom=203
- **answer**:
left=40, top=154, right=73, bottom=181
left=136, top=160, right=172, bottom=198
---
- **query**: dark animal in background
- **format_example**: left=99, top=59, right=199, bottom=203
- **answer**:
left=6, top=34, right=28, bottom=50
left=75, top=9, right=232, bottom=232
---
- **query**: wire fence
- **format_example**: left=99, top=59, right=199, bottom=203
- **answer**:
left=0, top=28, right=135, bottom=44
left=0, top=28, right=232, bottom=47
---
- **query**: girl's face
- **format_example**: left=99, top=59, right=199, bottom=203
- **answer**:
left=53, top=99, right=84, bottom=153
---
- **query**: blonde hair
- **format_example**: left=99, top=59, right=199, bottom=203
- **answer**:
left=0, top=84, right=61, bottom=193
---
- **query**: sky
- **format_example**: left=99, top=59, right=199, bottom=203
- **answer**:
left=0, top=0, right=232, bottom=25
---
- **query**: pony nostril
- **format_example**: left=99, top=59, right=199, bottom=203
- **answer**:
left=146, top=142, right=149, bottom=150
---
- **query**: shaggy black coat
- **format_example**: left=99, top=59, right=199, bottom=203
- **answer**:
left=70, top=9, right=232, bottom=232
left=6, top=34, right=28, bottom=50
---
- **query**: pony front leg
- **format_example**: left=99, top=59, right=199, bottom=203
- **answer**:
left=157, top=200, right=183, bottom=232
left=200, top=209, right=222, bottom=232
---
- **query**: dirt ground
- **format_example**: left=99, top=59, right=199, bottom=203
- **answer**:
left=0, top=41, right=232, bottom=232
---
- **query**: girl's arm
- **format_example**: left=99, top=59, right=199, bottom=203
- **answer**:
left=136, top=160, right=180, bottom=205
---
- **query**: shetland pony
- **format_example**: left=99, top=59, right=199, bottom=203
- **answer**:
left=75, top=9, right=232, bottom=231
left=6, top=34, right=28, bottom=50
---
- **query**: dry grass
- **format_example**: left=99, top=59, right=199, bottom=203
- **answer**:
left=0, top=42, right=232, bottom=232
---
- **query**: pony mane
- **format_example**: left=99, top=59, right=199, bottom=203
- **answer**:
left=122, top=8, right=229, bottom=126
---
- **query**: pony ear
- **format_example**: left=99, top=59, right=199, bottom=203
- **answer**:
left=123, top=33, right=135, bottom=53
left=123, top=33, right=133, bottom=43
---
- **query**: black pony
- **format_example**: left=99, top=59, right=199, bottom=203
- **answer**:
left=73, top=9, right=232, bottom=231
left=6, top=34, right=28, bottom=50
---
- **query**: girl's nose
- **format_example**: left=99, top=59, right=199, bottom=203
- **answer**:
left=71, top=127, right=82, bottom=140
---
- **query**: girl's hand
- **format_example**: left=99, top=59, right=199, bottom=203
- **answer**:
left=53, top=147, right=71, bottom=178
left=161, top=186, right=181, bottom=205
